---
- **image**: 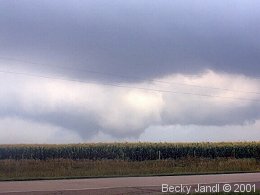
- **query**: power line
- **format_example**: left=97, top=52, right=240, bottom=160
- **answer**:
left=1, top=56, right=260, bottom=95
left=0, top=69, right=259, bottom=103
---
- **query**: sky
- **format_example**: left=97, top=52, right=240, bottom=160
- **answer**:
left=0, top=0, right=260, bottom=143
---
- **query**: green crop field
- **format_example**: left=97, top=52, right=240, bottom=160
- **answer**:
left=1, top=142, right=259, bottom=160
left=0, top=142, right=259, bottom=180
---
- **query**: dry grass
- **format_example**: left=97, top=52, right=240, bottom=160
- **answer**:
left=0, top=157, right=259, bottom=180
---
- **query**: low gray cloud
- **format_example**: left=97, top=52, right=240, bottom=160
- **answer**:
left=0, top=117, right=82, bottom=144
left=0, top=1, right=260, bottom=143
left=0, top=71, right=259, bottom=140
left=139, top=122, right=260, bottom=142
left=0, top=0, right=260, bottom=83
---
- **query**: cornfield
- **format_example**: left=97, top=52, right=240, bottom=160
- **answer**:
left=0, top=142, right=259, bottom=161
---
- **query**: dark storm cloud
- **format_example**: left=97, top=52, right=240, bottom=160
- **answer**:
left=1, top=0, right=260, bottom=82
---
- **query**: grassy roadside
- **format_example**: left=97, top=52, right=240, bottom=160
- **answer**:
left=0, top=157, right=259, bottom=181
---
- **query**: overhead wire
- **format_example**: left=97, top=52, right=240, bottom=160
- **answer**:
left=0, top=56, right=260, bottom=95
left=0, top=69, right=259, bottom=103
